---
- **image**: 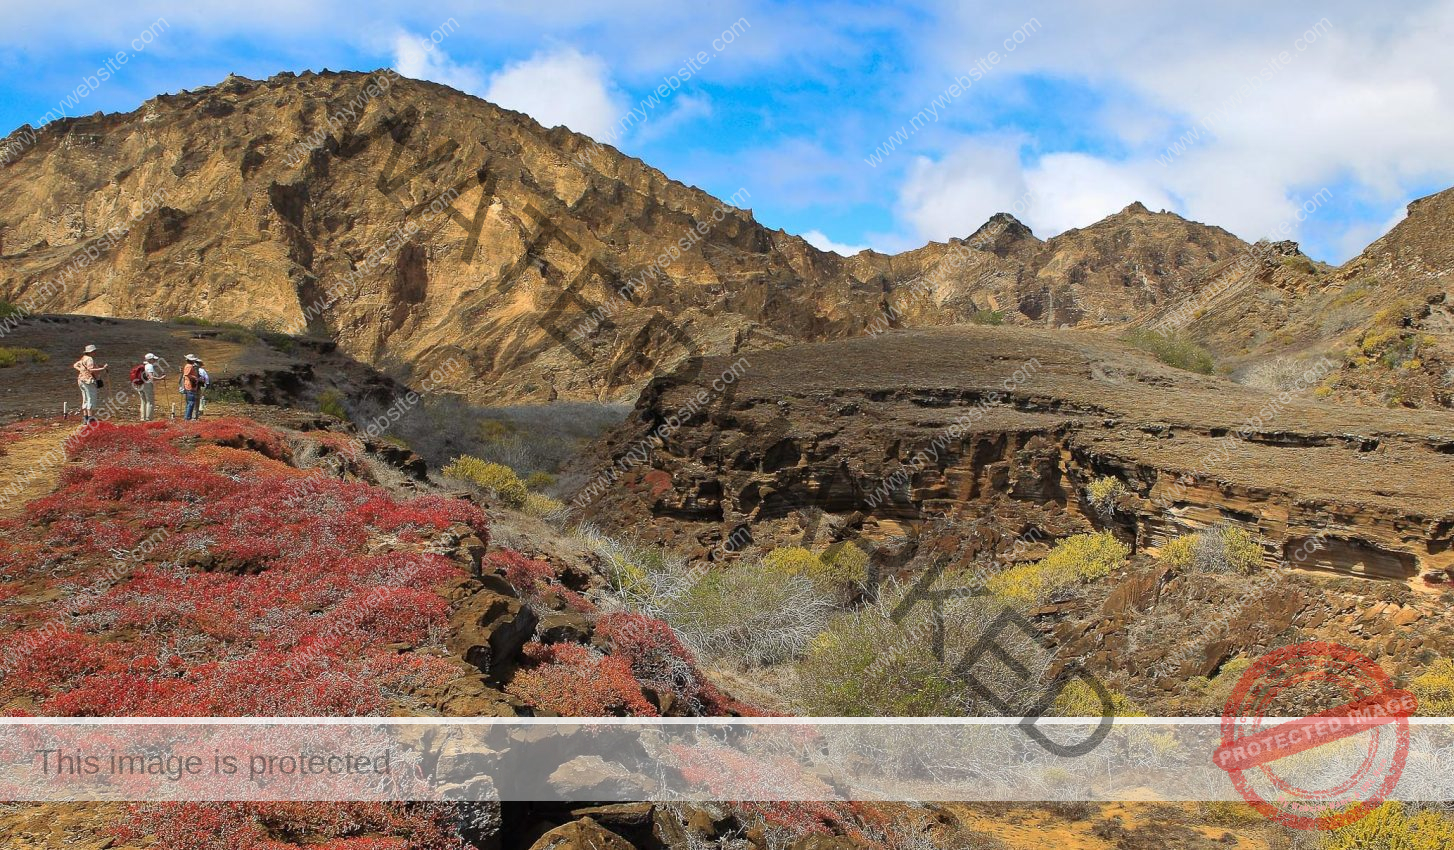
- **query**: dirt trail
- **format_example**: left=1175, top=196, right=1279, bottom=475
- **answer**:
left=0, top=423, right=76, bottom=518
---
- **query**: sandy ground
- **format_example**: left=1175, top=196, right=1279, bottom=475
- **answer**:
left=0, top=421, right=74, bottom=519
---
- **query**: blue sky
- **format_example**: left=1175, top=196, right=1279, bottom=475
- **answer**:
left=3, top=1, right=1453, bottom=263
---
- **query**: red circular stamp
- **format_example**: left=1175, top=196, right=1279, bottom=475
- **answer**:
left=1213, top=641, right=1417, bottom=830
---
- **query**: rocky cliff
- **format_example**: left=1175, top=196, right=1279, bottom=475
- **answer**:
left=577, top=325, right=1454, bottom=585
left=2, top=70, right=1268, bottom=403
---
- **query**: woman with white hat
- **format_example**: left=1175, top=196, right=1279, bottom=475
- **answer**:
left=180, top=354, right=202, bottom=421
left=72, top=344, right=107, bottom=425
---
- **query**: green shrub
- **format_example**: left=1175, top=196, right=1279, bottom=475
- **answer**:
left=522, top=491, right=567, bottom=519
left=1123, top=328, right=1215, bottom=374
left=1323, top=801, right=1454, bottom=850
left=968, top=309, right=1005, bottom=326
left=1216, top=526, right=1263, bottom=573
left=1085, top=476, right=1128, bottom=516
left=669, top=562, right=835, bottom=664
left=820, top=542, right=870, bottom=588
left=205, top=384, right=250, bottom=404
left=316, top=388, right=349, bottom=421
left=442, top=455, right=528, bottom=507
left=0, top=300, right=21, bottom=319
left=218, top=328, right=258, bottom=345
left=986, top=532, right=1129, bottom=603
left=0, top=346, right=48, bottom=368
left=764, top=543, right=868, bottom=603
left=763, top=546, right=819, bottom=573
left=524, top=471, right=557, bottom=491
left=256, top=329, right=297, bottom=354
left=1158, top=533, right=1199, bottom=570
left=796, top=578, right=1049, bottom=716
left=1158, top=527, right=1262, bottom=574
left=576, top=526, right=834, bottom=665
left=1412, top=658, right=1454, bottom=717
left=478, top=418, right=518, bottom=441
left=1049, top=679, right=1145, bottom=717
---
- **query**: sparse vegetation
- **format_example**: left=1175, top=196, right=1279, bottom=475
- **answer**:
left=1123, top=328, right=1216, bottom=374
left=1411, top=658, right=1454, bottom=716
left=1183, top=655, right=1252, bottom=712
left=1322, top=801, right=1454, bottom=850
left=581, top=526, right=834, bottom=665
left=0, top=299, right=21, bottom=319
left=1049, top=678, right=1145, bottom=717
left=1085, top=476, right=1128, bottom=516
left=521, top=491, right=567, bottom=520
left=1160, top=526, right=1262, bottom=574
left=968, top=309, right=1005, bottom=326
left=1238, top=356, right=1326, bottom=392
left=316, top=388, right=348, bottom=420
left=0, top=346, right=48, bottom=367
left=442, top=455, right=529, bottom=508
left=986, top=532, right=1129, bottom=603
left=796, top=578, right=1050, bottom=716
left=524, top=470, right=557, bottom=491
left=205, top=383, right=250, bottom=404
left=365, top=396, right=630, bottom=472
left=763, top=542, right=870, bottom=604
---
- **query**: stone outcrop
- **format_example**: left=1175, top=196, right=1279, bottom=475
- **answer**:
left=577, top=325, right=1454, bottom=584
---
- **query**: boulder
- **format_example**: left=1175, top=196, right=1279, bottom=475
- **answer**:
left=527, top=818, right=633, bottom=850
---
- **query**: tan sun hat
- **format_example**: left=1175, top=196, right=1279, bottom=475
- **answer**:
left=83, top=344, right=97, bottom=353
left=144, top=353, right=158, bottom=361
left=184, top=353, right=198, bottom=362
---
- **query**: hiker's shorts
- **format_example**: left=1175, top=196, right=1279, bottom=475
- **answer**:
left=79, top=381, right=99, bottom=410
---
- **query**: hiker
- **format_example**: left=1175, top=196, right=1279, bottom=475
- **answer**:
left=194, top=358, right=211, bottom=418
left=180, top=354, right=202, bottom=421
left=72, top=344, right=107, bottom=425
left=130, top=353, right=167, bottom=421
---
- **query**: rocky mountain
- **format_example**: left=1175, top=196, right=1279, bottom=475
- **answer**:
left=1151, top=188, right=1454, bottom=407
left=2, top=70, right=1267, bottom=403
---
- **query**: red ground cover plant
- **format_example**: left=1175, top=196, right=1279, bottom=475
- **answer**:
left=483, top=549, right=594, bottom=613
left=596, top=612, right=762, bottom=716
left=1, top=419, right=485, bottom=717
left=0, top=419, right=485, bottom=850
left=506, top=641, right=657, bottom=716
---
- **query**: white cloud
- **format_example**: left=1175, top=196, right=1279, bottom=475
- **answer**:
left=1022, top=153, right=1176, bottom=235
left=391, top=32, right=484, bottom=94
left=802, top=229, right=870, bottom=256
left=897, top=139, right=1031, bottom=242
left=896, top=144, right=1176, bottom=243
left=916, top=0, right=1454, bottom=259
left=632, top=93, right=714, bottom=143
left=483, top=46, right=625, bottom=139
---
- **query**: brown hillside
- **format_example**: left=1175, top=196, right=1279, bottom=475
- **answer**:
left=1, top=71, right=1259, bottom=403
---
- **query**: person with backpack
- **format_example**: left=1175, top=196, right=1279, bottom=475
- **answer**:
left=180, top=354, right=202, bottom=421
left=130, top=353, right=166, bottom=421
left=194, top=358, right=211, bottom=419
left=72, top=344, right=107, bottom=425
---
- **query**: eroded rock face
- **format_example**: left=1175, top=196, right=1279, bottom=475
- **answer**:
left=576, top=326, right=1454, bottom=584
left=1, top=71, right=1260, bottom=403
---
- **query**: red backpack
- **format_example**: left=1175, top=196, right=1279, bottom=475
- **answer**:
left=129, top=363, right=147, bottom=387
